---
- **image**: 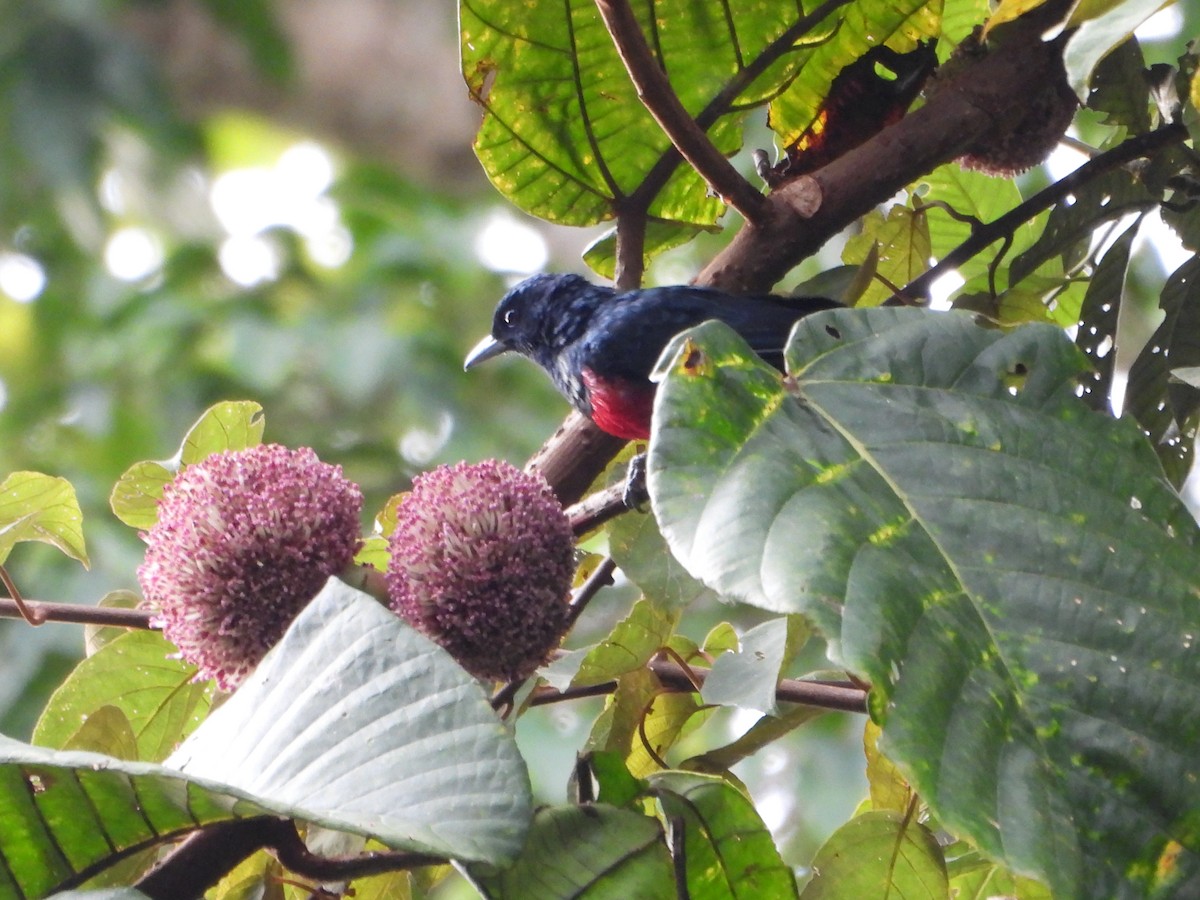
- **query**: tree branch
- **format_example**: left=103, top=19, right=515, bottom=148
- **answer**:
left=0, top=597, right=155, bottom=629
left=897, top=123, right=1188, bottom=304
left=595, top=0, right=769, bottom=225
left=696, top=18, right=1078, bottom=292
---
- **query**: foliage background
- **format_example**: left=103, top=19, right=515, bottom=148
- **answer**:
left=0, top=0, right=1195, bottom=885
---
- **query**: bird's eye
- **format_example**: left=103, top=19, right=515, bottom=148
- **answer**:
left=503, top=309, right=517, bottom=326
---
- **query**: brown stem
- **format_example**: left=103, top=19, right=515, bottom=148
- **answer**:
left=896, top=123, right=1188, bottom=304
left=528, top=660, right=868, bottom=715
left=595, top=0, right=768, bottom=225
left=614, top=206, right=648, bottom=290
left=0, top=596, right=155, bottom=629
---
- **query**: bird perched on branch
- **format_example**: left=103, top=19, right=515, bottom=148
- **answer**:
left=464, top=273, right=841, bottom=440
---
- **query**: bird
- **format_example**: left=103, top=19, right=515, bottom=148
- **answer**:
left=464, top=273, right=842, bottom=441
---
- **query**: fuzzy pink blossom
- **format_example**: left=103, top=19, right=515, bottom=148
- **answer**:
left=138, top=444, right=363, bottom=690
left=386, top=459, right=574, bottom=682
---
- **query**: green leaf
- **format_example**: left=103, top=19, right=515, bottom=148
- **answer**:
left=1086, top=37, right=1153, bottom=132
left=109, top=400, right=265, bottom=529
left=916, top=163, right=1039, bottom=294
left=83, top=591, right=143, bottom=658
left=0, top=471, right=87, bottom=567
left=582, top=222, right=715, bottom=281
left=799, top=810, right=947, bottom=898
left=1124, top=255, right=1200, bottom=486
left=842, top=205, right=932, bottom=306
left=649, top=309, right=1200, bottom=897
left=461, top=0, right=828, bottom=266
left=863, top=720, right=911, bottom=814
left=108, top=460, right=174, bottom=531
left=609, top=508, right=715, bottom=610
left=60, top=706, right=138, bottom=761
left=1064, top=0, right=1174, bottom=98
left=178, top=400, right=266, bottom=466
left=681, top=704, right=826, bottom=774
left=650, top=771, right=799, bottom=899
left=467, top=805, right=674, bottom=900
left=168, top=580, right=532, bottom=864
left=700, top=617, right=791, bottom=714
left=33, top=630, right=212, bottom=763
left=1074, top=221, right=1137, bottom=413
left=550, top=598, right=679, bottom=690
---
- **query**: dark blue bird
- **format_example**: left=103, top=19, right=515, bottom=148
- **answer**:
left=464, top=273, right=841, bottom=440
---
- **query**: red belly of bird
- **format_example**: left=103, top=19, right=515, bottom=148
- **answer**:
left=581, top=368, right=655, bottom=440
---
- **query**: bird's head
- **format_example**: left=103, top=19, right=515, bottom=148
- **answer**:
left=464, top=273, right=605, bottom=372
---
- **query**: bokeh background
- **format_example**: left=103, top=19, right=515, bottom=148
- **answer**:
left=0, top=0, right=1192, bottom=873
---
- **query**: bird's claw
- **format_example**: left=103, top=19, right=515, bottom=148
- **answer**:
left=623, top=452, right=650, bottom=511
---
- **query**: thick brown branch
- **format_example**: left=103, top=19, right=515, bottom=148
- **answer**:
left=135, top=817, right=441, bottom=899
left=595, top=0, right=769, bottom=225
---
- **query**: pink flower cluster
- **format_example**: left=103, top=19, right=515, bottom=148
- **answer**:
left=386, top=459, right=574, bottom=682
left=138, top=444, right=362, bottom=690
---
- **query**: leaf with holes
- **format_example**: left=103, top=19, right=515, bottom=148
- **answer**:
left=1124, top=255, right=1200, bottom=486
left=649, top=308, right=1200, bottom=898
left=1009, top=168, right=1157, bottom=287
left=1074, top=220, right=1136, bottom=413
left=466, top=805, right=674, bottom=900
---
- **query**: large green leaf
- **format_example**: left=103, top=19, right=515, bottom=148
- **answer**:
left=467, top=804, right=674, bottom=900
left=649, top=771, right=799, bottom=899
left=167, top=579, right=531, bottom=863
left=460, top=0, right=814, bottom=231
left=33, top=630, right=212, bottom=763
left=0, top=582, right=531, bottom=897
left=648, top=309, right=1200, bottom=898
left=798, top=810, right=947, bottom=898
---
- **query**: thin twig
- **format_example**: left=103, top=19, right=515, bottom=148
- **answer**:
left=595, top=0, right=769, bottom=224
left=564, top=555, right=619, bottom=634
left=0, top=596, right=154, bottom=629
left=0, top=564, right=43, bottom=625
left=895, top=123, right=1188, bottom=304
